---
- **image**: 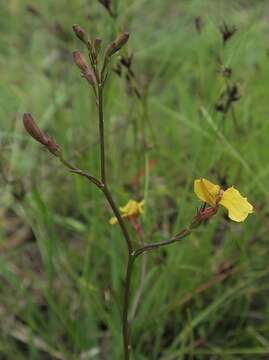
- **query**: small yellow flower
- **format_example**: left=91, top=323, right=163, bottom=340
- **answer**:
left=109, top=199, right=144, bottom=225
left=194, top=178, right=253, bottom=222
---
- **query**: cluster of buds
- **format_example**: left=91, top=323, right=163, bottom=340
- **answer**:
left=23, top=113, right=62, bottom=157
left=23, top=25, right=130, bottom=166
left=72, top=24, right=129, bottom=92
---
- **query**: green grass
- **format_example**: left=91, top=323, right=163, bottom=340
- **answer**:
left=1, top=0, right=269, bottom=359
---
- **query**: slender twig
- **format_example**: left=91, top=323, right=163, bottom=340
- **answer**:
left=69, top=169, right=102, bottom=188
left=59, top=157, right=102, bottom=188
left=134, top=229, right=191, bottom=258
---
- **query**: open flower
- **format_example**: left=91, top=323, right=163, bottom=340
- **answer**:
left=109, top=199, right=144, bottom=225
left=194, top=178, right=253, bottom=222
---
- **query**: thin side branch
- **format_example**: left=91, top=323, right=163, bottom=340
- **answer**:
left=134, top=229, right=191, bottom=257
left=60, top=157, right=102, bottom=188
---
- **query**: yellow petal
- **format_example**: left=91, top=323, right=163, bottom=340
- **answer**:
left=138, top=200, right=145, bottom=214
left=194, top=178, right=220, bottom=206
left=119, top=199, right=144, bottom=217
left=219, top=187, right=254, bottom=222
left=119, top=200, right=137, bottom=214
left=109, top=216, right=118, bottom=225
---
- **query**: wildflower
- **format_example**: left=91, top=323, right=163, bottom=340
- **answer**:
left=109, top=199, right=144, bottom=225
left=194, top=178, right=253, bottom=222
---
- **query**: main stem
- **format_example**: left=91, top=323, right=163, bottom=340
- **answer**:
left=97, top=78, right=134, bottom=359
left=98, top=85, right=106, bottom=185
left=123, top=255, right=135, bottom=360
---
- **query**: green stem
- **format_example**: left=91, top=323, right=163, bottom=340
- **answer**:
left=123, top=255, right=135, bottom=360
left=95, top=69, right=134, bottom=357
left=60, top=156, right=101, bottom=188
left=97, top=85, right=106, bottom=185
left=134, top=229, right=190, bottom=258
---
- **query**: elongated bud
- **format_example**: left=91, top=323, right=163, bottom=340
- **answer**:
left=72, top=24, right=88, bottom=44
left=23, top=113, right=62, bottom=157
left=94, top=37, right=102, bottom=55
left=72, top=51, right=89, bottom=72
left=23, top=113, right=48, bottom=146
left=72, top=51, right=96, bottom=87
left=83, top=69, right=96, bottom=87
left=105, top=32, right=129, bottom=59
left=46, top=137, right=62, bottom=157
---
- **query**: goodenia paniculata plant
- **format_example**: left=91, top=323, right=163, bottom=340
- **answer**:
left=23, top=25, right=254, bottom=359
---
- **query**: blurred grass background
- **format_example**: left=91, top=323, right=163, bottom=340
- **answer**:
left=1, top=0, right=269, bottom=359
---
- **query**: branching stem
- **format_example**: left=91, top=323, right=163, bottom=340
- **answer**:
left=134, top=229, right=191, bottom=258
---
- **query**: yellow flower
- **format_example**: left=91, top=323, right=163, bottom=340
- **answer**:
left=194, top=178, right=253, bottom=222
left=109, top=199, right=144, bottom=225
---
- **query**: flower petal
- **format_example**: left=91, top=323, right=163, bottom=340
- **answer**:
left=219, top=187, right=254, bottom=222
left=138, top=200, right=145, bottom=214
left=109, top=216, right=118, bottom=225
left=119, top=199, right=144, bottom=218
left=194, top=178, right=221, bottom=206
left=119, top=200, right=137, bottom=214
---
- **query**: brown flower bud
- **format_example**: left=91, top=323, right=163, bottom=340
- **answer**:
left=93, top=38, right=102, bottom=55
left=104, top=32, right=129, bottom=59
left=72, top=24, right=88, bottom=44
left=23, top=113, right=62, bottom=157
left=23, top=113, right=48, bottom=146
left=83, top=69, right=96, bottom=87
left=93, top=38, right=102, bottom=54
left=46, top=137, right=62, bottom=157
left=72, top=51, right=96, bottom=87
left=72, top=51, right=89, bottom=72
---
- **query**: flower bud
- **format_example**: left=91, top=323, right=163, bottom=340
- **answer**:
left=72, top=51, right=96, bottom=87
left=104, top=32, right=129, bottom=59
left=46, top=137, right=62, bottom=157
left=94, top=38, right=102, bottom=55
left=23, top=113, right=48, bottom=146
left=23, top=113, right=62, bottom=157
left=83, top=69, right=96, bottom=87
left=72, top=24, right=88, bottom=44
left=72, top=51, right=89, bottom=72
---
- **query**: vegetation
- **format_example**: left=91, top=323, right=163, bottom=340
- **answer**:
left=1, top=1, right=269, bottom=359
